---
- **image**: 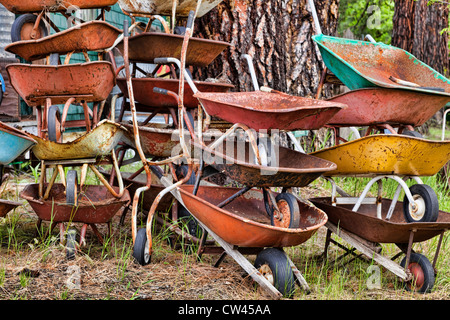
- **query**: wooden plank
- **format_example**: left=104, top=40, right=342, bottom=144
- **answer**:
left=158, top=175, right=283, bottom=299
left=326, top=221, right=410, bottom=281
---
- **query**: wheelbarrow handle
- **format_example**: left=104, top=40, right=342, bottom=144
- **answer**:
left=153, top=87, right=168, bottom=95
left=186, top=10, right=195, bottom=30
left=123, top=20, right=129, bottom=37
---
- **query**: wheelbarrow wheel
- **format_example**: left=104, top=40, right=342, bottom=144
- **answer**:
left=178, top=205, right=204, bottom=239
left=48, top=105, right=62, bottom=142
left=254, top=248, right=296, bottom=298
left=133, top=228, right=151, bottom=265
left=400, top=252, right=435, bottom=293
left=271, top=193, right=300, bottom=229
left=254, top=137, right=277, bottom=167
left=66, top=170, right=78, bottom=206
left=402, top=130, right=423, bottom=138
left=66, top=228, right=77, bottom=260
left=402, top=184, right=439, bottom=223
left=11, top=14, right=48, bottom=42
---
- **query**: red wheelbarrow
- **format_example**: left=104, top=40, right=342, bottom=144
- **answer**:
left=21, top=183, right=130, bottom=259
left=311, top=197, right=450, bottom=293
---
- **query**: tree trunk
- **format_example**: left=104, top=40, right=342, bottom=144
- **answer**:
left=193, top=0, right=340, bottom=98
left=392, top=0, right=449, bottom=76
left=392, top=0, right=449, bottom=130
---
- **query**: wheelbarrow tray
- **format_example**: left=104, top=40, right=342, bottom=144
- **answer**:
left=116, top=32, right=230, bottom=67
left=310, top=134, right=450, bottom=177
left=31, top=120, right=130, bottom=161
left=192, top=139, right=337, bottom=187
left=0, top=122, right=36, bottom=165
left=313, top=34, right=450, bottom=95
left=0, top=199, right=21, bottom=218
left=6, top=61, right=116, bottom=106
left=194, top=91, right=346, bottom=131
left=118, top=0, right=223, bottom=17
left=21, top=183, right=130, bottom=224
left=178, top=185, right=328, bottom=248
left=327, top=87, right=450, bottom=127
left=0, top=0, right=118, bottom=13
left=116, top=77, right=233, bottom=110
left=310, top=197, right=450, bottom=244
left=121, top=123, right=223, bottom=158
left=5, top=21, right=121, bottom=62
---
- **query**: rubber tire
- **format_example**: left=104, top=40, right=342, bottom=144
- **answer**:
left=402, top=130, right=423, bottom=138
left=254, top=137, right=277, bottom=167
left=400, top=252, right=435, bottom=293
left=178, top=206, right=203, bottom=239
left=183, top=110, right=195, bottom=131
left=271, top=193, right=301, bottom=229
left=48, top=105, right=62, bottom=142
left=133, top=228, right=151, bottom=265
left=254, top=248, right=296, bottom=298
left=175, top=164, right=196, bottom=185
left=66, top=170, right=78, bottom=206
left=11, top=14, right=48, bottom=42
left=402, top=184, right=439, bottom=223
left=66, top=228, right=77, bottom=260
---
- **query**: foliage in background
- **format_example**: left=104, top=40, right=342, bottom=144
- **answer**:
left=338, top=0, right=394, bottom=43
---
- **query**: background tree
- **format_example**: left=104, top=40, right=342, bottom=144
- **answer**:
left=392, top=0, right=449, bottom=76
left=193, top=0, right=340, bottom=98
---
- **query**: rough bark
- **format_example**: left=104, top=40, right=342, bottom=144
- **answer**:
left=193, top=0, right=340, bottom=98
left=392, top=0, right=449, bottom=76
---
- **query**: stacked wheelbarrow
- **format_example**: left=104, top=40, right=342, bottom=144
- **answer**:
left=110, top=0, right=348, bottom=298
left=3, top=1, right=132, bottom=259
left=307, top=0, right=450, bottom=293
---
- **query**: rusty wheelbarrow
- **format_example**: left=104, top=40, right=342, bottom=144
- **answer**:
left=29, top=120, right=131, bottom=207
left=115, top=77, right=233, bottom=124
left=20, top=183, right=130, bottom=259
left=194, top=90, right=346, bottom=131
left=7, top=61, right=116, bottom=139
left=116, top=31, right=230, bottom=68
left=117, top=0, right=223, bottom=18
left=2, top=0, right=118, bottom=41
left=0, top=121, right=36, bottom=166
left=5, top=21, right=121, bottom=62
left=310, top=196, right=450, bottom=293
left=171, top=185, right=326, bottom=298
left=326, top=87, right=450, bottom=129
left=312, top=33, right=450, bottom=96
left=310, top=134, right=450, bottom=224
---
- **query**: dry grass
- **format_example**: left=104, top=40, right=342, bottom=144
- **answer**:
left=0, top=170, right=448, bottom=301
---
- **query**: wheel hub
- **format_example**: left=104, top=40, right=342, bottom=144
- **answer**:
left=408, top=195, right=426, bottom=221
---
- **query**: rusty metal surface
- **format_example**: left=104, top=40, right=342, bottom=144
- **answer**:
left=0, top=199, right=21, bottom=218
left=116, top=32, right=230, bottom=67
left=178, top=185, right=328, bottom=248
left=193, top=139, right=337, bottom=187
left=5, top=21, right=121, bottom=62
left=121, top=122, right=177, bottom=158
left=7, top=61, right=116, bottom=106
left=31, top=120, right=130, bottom=161
left=0, top=0, right=118, bottom=13
left=21, top=183, right=130, bottom=224
left=194, top=91, right=346, bottom=131
left=327, top=88, right=450, bottom=127
left=116, top=77, right=233, bottom=109
left=118, top=0, right=223, bottom=17
left=310, top=135, right=450, bottom=177
left=313, top=34, right=450, bottom=96
left=311, top=197, right=450, bottom=244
